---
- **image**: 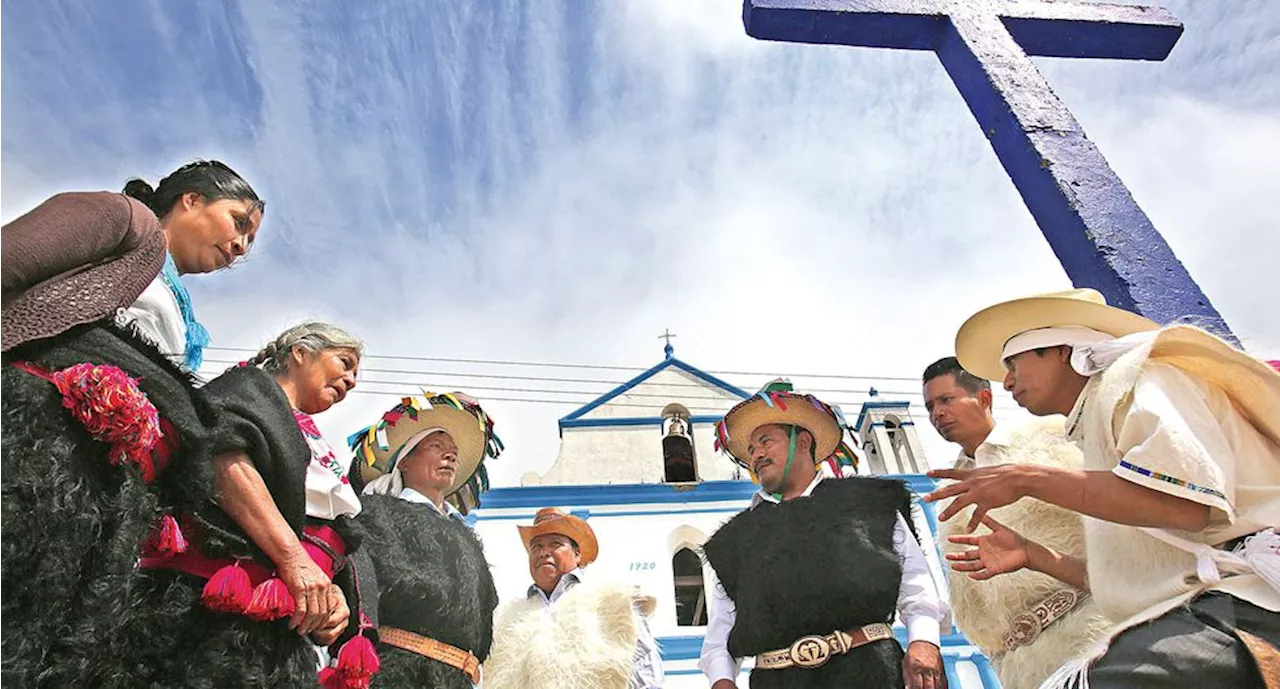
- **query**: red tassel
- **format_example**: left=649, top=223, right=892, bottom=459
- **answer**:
left=245, top=577, right=295, bottom=621
left=202, top=562, right=252, bottom=614
left=317, top=667, right=342, bottom=689
left=332, top=633, right=380, bottom=688
left=148, top=514, right=188, bottom=557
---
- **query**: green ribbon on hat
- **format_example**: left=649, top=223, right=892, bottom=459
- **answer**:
left=760, top=379, right=794, bottom=394
left=771, top=425, right=798, bottom=502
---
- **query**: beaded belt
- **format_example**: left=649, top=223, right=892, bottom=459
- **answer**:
left=378, top=626, right=481, bottom=684
left=1003, top=588, right=1087, bottom=652
left=755, top=623, right=896, bottom=670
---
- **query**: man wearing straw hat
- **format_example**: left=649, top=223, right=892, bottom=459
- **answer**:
left=927, top=288, right=1280, bottom=689
left=483, top=506, right=664, bottom=689
left=698, top=380, right=948, bottom=689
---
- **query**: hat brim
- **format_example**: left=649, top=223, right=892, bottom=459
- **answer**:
left=518, top=515, right=599, bottom=567
left=956, top=294, right=1159, bottom=381
left=721, top=396, right=841, bottom=468
left=356, top=404, right=488, bottom=497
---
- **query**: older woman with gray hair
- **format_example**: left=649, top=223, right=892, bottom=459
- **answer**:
left=123, top=322, right=381, bottom=689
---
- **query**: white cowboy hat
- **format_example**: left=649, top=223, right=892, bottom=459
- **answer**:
left=955, top=288, right=1159, bottom=381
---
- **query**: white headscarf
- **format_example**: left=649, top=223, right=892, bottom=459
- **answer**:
left=361, top=426, right=447, bottom=497
left=1000, top=326, right=1158, bottom=377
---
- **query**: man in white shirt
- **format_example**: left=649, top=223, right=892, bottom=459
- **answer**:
left=698, top=380, right=948, bottom=689
left=484, top=508, right=664, bottom=689
left=929, top=288, right=1280, bottom=689
left=922, top=357, right=1111, bottom=689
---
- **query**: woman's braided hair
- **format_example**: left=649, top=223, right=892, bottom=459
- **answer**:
left=238, top=322, right=364, bottom=373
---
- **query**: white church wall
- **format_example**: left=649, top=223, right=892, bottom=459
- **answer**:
left=474, top=502, right=736, bottom=631
left=576, top=368, right=742, bottom=421
left=524, top=421, right=739, bottom=486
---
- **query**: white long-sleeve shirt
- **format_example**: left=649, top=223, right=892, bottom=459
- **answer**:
left=698, top=470, right=948, bottom=684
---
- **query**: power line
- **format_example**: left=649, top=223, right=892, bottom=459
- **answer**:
left=199, top=360, right=1021, bottom=412
left=325, top=386, right=1007, bottom=418
left=349, top=378, right=1020, bottom=411
left=202, top=346, right=924, bottom=382
left=200, top=359, right=992, bottom=403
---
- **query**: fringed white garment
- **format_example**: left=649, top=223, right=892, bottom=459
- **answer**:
left=484, top=577, right=639, bottom=689
left=940, top=416, right=1114, bottom=689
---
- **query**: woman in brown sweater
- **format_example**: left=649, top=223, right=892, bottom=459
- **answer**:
left=0, top=162, right=351, bottom=687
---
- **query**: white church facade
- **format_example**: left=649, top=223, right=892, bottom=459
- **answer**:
left=468, top=346, right=1002, bottom=688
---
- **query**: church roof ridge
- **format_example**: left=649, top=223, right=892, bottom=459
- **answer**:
left=558, top=351, right=750, bottom=428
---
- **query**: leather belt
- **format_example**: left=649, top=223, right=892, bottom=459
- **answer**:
left=755, top=623, right=895, bottom=670
left=379, top=626, right=481, bottom=684
left=1003, top=588, right=1087, bottom=652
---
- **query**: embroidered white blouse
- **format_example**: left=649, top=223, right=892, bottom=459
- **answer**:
left=293, top=410, right=362, bottom=520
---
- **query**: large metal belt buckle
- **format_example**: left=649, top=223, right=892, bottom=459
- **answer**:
left=1003, top=588, right=1083, bottom=652
left=788, top=634, right=833, bottom=669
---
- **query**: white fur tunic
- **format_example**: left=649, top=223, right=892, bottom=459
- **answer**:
left=483, top=577, right=639, bottom=689
left=939, top=417, right=1114, bottom=689
left=1041, top=326, right=1280, bottom=689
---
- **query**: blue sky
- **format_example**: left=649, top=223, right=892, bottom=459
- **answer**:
left=5, top=0, right=1278, bottom=484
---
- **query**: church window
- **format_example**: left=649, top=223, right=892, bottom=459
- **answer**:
left=672, top=547, right=708, bottom=626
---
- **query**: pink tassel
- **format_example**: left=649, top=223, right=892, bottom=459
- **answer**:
left=155, top=514, right=188, bottom=556
left=141, top=514, right=189, bottom=558
left=317, top=667, right=341, bottom=689
left=332, top=633, right=380, bottom=688
left=245, top=577, right=295, bottom=621
left=202, top=562, right=252, bottom=614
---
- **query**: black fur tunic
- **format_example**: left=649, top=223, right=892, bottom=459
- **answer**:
left=116, top=365, right=366, bottom=689
left=354, top=494, right=499, bottom=689
left=702, top=477, right=913, bottom=689
left=1, top=323, right=221, bottom=688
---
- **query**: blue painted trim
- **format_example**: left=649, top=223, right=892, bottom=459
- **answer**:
left=855, top=400, right=912, bottom=430
left=475, top=475, right=939, bottom=510
left=655, top=635, right=705, bottom=661
left=670, top=358, right=752, bottom=400
left=915, top=495, right=940, bottom=544
left=944, top=655, right=965, bottom=689
left=973, top=653, right=1002, bottom=688
left=560, top=414, right=724, bottom=430
left=559, top=357, right=750, bottom=428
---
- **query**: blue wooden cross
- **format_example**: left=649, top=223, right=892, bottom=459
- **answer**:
left=744, top=0, right=1236, bottom=341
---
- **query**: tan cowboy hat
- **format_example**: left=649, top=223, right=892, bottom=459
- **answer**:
left=955, top=288, right=1159, bottom=381
left=518, top=507, right=599, bottom=567
left=714, top=379, right=844, bottom=470
left=349, top=391, right=502, bottom=498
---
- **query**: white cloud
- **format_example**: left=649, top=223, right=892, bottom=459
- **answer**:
left=4, top=0, right=1275, bottom=486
